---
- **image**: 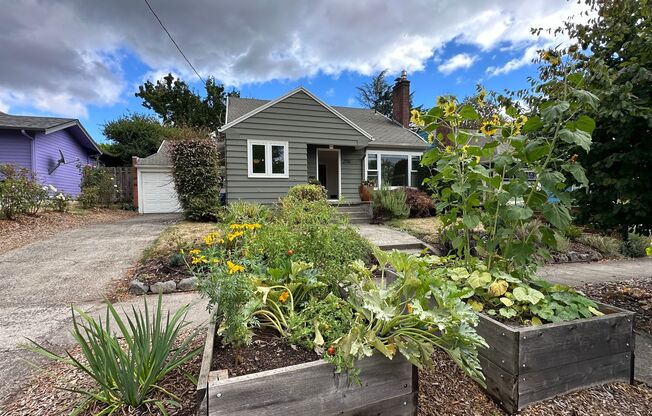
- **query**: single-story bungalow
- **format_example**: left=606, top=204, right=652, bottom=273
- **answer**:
left=0, top=111, right=101, bottom=196
left=135, top=72, right=428, bottom=212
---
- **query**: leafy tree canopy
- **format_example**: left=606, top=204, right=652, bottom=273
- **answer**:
left=135, top=73, right=239, bottom=131
left=101, top=113, right=177, bottom=165
left=356, top=70, right=394, bottom=116
left=552, top=0, right=652, bottom=233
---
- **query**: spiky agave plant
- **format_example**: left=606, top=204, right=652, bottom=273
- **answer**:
left=27, top=294, right=202, bottom=415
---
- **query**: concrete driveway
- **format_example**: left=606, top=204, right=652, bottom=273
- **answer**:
left=0, top=214, right=209, bottom=405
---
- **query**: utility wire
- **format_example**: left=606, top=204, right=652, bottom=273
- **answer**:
left=143, top=0, right=205, bottom=84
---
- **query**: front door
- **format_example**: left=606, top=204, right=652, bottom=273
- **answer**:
left=316, top=149, right=340, bottom=200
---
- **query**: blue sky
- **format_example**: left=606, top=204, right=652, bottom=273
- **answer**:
left=1, top=1, right=587, bottom=144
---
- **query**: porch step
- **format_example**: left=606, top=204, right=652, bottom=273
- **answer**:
left=335, top=204, right=371, bottom=224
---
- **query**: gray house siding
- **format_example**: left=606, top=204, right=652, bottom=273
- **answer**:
left=225, top=91, right=368, bottom=203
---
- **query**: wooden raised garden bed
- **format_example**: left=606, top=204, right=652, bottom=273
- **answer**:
left=196, top=315, right=418, bottom=416
left=476, top=302, right=635, bottom=413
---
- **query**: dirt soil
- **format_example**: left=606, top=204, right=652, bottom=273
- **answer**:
left=134, top=258, right=193, bottom=285
left=582, top=277, right=652, bottom=335
left=2, top=333, right=205, bottom=416
left=418, top=349, right=652, bottom=416
left=0, top=209, right=136, bottom=255
left=211, top=330, right=320, bottom=377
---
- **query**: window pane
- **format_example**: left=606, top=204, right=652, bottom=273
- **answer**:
left=381, top=155, right=408, bottom=186
left=251, top=144, right=266, bottom=174
left=367, top=172, right=378, bottom=184
left=411, top=156, right=421, bottom=171
left=411, top=172, right=419, bottom=187
left=367, top=154, right=377, bottom=170
left=271, top=145, right=285, bottom=174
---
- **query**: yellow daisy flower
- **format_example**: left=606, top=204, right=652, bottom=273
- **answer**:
left=227, top=261, right=245, bottom=274
left=279, top=291, right=290, bottom=303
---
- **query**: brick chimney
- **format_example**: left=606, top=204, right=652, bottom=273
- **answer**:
left=392, top=70, right=410, bottom=128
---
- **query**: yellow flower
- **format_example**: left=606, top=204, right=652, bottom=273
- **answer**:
left=476, top=89, right=487, bottom=106
left=444, top=145, right=452, bottom=153
left=515, top=115, right=528, bottom=126
left=462, top=145, right=470, bottom=154
left=443, top=101, right=456, bottom=117
left=427, top=132, right=434, bottom=143
left=191, top=255, right=208, bottom=265
left=407, top=303, right=413, bottom=314
left=279, top=291, right=290, bottom=303
left=189, top=249, right=201, bottom=255
left=410, top=109, right=424, bottom=127
left=227, top=231, right=244, bottom=241
left=211, top=258, right=221, bottom=264
left=204, top=235, right=215, bottom=245
left=218, top=238, right=225, bottom=244
left=227, top=261, right=245, bottom=274
left=475, top=156, right=481, bottom=164
left=479, top=121, right=497, bottom=136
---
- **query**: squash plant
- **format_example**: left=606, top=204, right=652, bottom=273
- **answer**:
left=414, top=50, right=604, bottom=324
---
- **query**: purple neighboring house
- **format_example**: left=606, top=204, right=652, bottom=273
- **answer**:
left=0, top=111, right=102, bottom=196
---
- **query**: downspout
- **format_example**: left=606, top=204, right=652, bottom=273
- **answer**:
left=20, top=129, right=36, bottom=171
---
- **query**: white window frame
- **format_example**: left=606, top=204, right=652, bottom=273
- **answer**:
left=364, top=150, right=423, bottom=189
left=247, top=139, right=289, bottom=178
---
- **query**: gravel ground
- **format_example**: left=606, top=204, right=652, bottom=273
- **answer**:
left=0, top=209, right=136, bottom=255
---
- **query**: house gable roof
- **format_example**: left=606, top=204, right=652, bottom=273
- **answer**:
left=219, top=87, right=373, bottom=141
left=224, top=91, right=428, bottom=150
left=0, top=111, right=101, bottom=154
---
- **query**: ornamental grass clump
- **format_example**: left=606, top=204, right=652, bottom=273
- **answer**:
left=27, top=295, right=201, bottom=415
left=412, top=47, right=606, bottom=325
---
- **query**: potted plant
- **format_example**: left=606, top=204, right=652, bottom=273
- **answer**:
left=414, top=47, right=635, bottom=413
left=358, top=179, right=375, bottom=202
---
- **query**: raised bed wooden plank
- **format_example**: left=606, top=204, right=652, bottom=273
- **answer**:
left=196, top=312, right=219, bottom=410
left=518, top=351, right=632, bottom=406
left=478, top=355, right=518, bottom=413
left=518, top=312, right=634, bottom=373
left=476, top=315, right=519, bottom=374
left=205, top=354, right=415, bottom=416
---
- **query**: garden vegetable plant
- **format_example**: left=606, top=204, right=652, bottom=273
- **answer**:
left=189, top=187, right=486, bottom=384
left=413, top=49, right=604, bottom=325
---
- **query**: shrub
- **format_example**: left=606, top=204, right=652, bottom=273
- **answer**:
left=79, top=165, right=118, bottom=208
left=0, top=164, right=47, bottom=218
left=223, top=201, right=272, bottom=224
left=404, top=187, right=434, bottom=217
left=371, top=187, right=409, bottom=220
left=564, top=225, right=584, bottom=240
left=50, top=192, right=72, bottom=212
left=286, top=184, right=326, bottom=202
left=554, top=233, right=571, bottom=252
left=620, top=229, right=649, bottom=258
left=169, top=135, right=223, bottom=221
left=578, top=234, right=622, bottom=256
left=27, top=295, right=201, bottom=414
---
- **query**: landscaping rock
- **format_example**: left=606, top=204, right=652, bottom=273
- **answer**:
left=568, top=252, right=580, bottom=262
left=128, top=280, right=149, bottom=295
left=177, top=277, right=197, bottom=291
left=150, top=280, right=177, bottom=294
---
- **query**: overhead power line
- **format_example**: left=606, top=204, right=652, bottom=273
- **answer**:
left=142, top=0, right=205, bottom=84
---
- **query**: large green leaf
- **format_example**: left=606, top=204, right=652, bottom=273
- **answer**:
left=512, top=286, right=545, bottom=304
left=462, top=214, right=481, bottom=229
left=541, top=101, right=570, bottom=122
left=458, top=105, right=479, bottom=120
left=524, top=142, right=551, bottom=162
left=575, top=115, right=596, bottom=133
left=522, top=115, right=543, bottom=133
left=572, top=89, right=599, bottom=110
left=559, top=128, right=592, bottom=152
left=538, top=171, right=566, bottom=191
left=468, top=271, right=492, bottom=289
left=562, top=163, right=589, bottom=187
left=542, top=203, right=571, bottom=229
left=505, top=205, right=533, bottom=221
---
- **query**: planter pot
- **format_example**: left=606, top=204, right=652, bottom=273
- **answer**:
left=477, top=302, right=635, bottom=413
left=196, top=315, right=417, bottom=416
left=359, top=185, right=373, bottom=202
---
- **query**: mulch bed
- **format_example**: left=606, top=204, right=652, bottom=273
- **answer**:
left=2, top=333, right=205, bottom=416
left=581, top=277, right=652, bottom=335
left=211, top=330, right=319, bottom=377
left=0, top=209, right=136, bottom=255
left=133, top=258, right=192, bottom=285
left=418, top=349, right=652, bottom=416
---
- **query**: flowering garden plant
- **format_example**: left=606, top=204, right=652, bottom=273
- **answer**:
left=409, top=51, right=604, bottom=325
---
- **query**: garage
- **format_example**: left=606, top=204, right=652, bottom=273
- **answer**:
left=135, top=142, right=182, bottom=214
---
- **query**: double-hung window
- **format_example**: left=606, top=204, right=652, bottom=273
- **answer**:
left=247, top=140, right=289, bottom=178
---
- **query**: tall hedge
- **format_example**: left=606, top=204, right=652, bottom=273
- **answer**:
left=168, top=138, right=223, bottom=221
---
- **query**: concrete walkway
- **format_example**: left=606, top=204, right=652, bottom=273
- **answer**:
left=355, top=224, right=425, bottom=251
left=0, top=214, right=210, bottom=405
left=356, top=224, right=652, bottom=386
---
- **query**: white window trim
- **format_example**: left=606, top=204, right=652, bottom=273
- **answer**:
left=247, top=139, right=289, bottom=178
left=364, top=150, right=423, bottom=189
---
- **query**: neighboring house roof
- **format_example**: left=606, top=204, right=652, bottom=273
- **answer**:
left=136, top=141, right=173, bottom=167
left=0, top=111, right=101, bottom=154
left=223, top=88, right=427, bottom=149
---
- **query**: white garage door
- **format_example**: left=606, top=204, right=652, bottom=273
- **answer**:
left=139, top=170, right=182, bottom=214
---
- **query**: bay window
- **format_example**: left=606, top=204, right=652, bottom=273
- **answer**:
left=247, top=140, right=289, bottom=178
left=365, top=151, right=422, bottom=188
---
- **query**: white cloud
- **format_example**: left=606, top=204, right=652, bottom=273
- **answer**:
left=0, top=0, right=590, bottom=117
left=346, top=97, right=357, bottom=107
left=325, top=88, right=335, bottom=97
left=438, top=54, right=478, bottom=75
left=486, top=45, right=541, bottom=76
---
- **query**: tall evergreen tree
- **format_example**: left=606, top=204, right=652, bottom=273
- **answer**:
left=356, top=70, right=394, bottom=116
